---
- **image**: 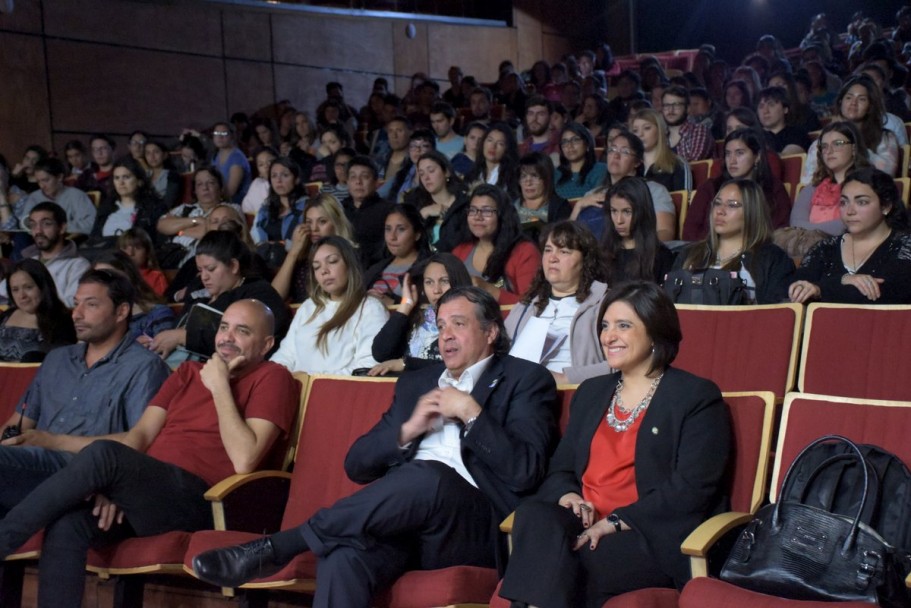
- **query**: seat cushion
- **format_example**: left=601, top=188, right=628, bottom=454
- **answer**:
left=679, top=577, right=876, bottom=607
left=375, top=566, right=499, bottom=608
left=87, top=531, right=191, bottom=570
left=603, top=587, right=680, bottom=607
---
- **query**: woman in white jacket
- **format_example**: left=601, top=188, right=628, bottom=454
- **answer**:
left=271, top=236, right=387, bottom=374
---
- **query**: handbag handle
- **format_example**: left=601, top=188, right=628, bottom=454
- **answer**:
left=773, top=434, right=869, bottom=555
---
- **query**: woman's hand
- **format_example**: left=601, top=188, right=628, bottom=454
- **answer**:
left=573, top=517, right=617, bottom=551
left=397, top=275, right=419, bottom=316
left=288, top=223, right=311, bottom=256
left=788, top=280, right=821, bottom=303
left=149, top=328, right=185, bottom=359
left=841, top=273, right=884, bottom=301
left=366, top=289, right=395, bottom=307
left=367, top=359, right=405, bottom=376
left=558, top=492, right=596, bottom=529
left=569, top=192, right=605, bottom=220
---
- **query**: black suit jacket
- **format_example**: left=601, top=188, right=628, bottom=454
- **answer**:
left=535, top=366, right=731, bottom=585
left=344, top=354, right=558, bottom=521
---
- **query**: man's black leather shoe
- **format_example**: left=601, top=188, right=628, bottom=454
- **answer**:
left=192, top=537, right=287, bottom=587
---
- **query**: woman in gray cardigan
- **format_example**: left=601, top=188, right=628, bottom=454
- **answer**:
left=504, top=221, right=610, bottom=384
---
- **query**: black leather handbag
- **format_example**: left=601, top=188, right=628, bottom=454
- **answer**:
left=663, top=268, right=747, bottom=305
left=720, top=435, right=911, bottom=607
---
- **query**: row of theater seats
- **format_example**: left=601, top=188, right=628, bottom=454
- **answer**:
left=1, top=301, right=909, bottom=606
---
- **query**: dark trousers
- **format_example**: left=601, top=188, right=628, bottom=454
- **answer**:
left=0, top=440, right=212, bottom=608
left=0, top=446, right=72, bottom=518
left=499, top=501, right=674, bottom=608
left=297, top=460, right=497, bottom=608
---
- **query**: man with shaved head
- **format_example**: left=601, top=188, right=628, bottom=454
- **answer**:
left=0, top=299, right=300, bottom=608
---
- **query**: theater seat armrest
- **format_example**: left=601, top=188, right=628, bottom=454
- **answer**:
left=682, top=511, right=752, bottom=578
left=204, top=471, right=291, bottom=501
left=499, top=512, right=515, bottom=534
left=205, top=471, right=292, bottom=533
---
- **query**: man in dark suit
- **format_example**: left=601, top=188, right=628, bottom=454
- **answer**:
left=192, top=286, right=557, bottom=607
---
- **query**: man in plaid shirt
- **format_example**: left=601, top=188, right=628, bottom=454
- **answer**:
left=662, top=85, right=714, bottom=162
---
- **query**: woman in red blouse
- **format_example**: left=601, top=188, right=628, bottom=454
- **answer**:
left=499, top=281, right=732, bottom=607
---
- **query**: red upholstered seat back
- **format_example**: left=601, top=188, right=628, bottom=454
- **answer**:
left=555, top=385, right=577, bottom=435
left=0, top=363, right=40, bottom=424
left=281, top=375, right=397, bottom=530
left=772, top=394, right=911, bottom=502
left=724, top=393, right=775, bottom=514
left=675, top=305, right=802, bottom=401
left=800, top=304, right=911, bottom=400
left=679, top=576, right=874, bottom=607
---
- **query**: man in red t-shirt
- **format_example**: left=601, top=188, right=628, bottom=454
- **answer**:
left=0, top=299, right=299, bottom=608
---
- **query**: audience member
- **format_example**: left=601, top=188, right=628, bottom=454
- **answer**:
left=601, top=177, right=675, bottom=285
left=0, top=299, right=298, bottom=606
left=515, top=151, right=571, bottom=235
left=505, top=221, right=609, bottom=383
left=631, top=109, right=692, bottom=192
left=241, top=146, right=278, bottom=216
left=801, top=75, right=899, bottom=183
left=250, top=157, right=307, bottom=266
left=8, top=158, right=96, bottom=237
left=364, top=204, right=431, bottom=306
left=368, top=252, right=471, bottom=375
left=685, top=128, right=791, bottom=240
left=429, top=102, right=464, bottom=160
left=271, top=193, right=355, bottom=303
left=270, top=236, right=387, bottom=374
left=0, top=203, right=90, bottom=307
left=0, top=259, right=76, bottom=362
left=676, top=178, right=794, bottom=304
left=450, top=121, right=487, bottom=177
left=757, top=87, right=811, bottom=154
left=9, top=145, right=48, bottom=195
left=118, top=228, right=169, bottom=297
left=467, top=122, right=520, bottom=199
left=319, top=146, right=355, bottom=203
left=790, top=168, right=911, bottom=305
left=662, top=85, right=713, bottom=161
left=518, top=96, right=560, bottom=158
left=144, top=140, right=182, bottom=209
left=87, top=156, right=167, bottom=249
left=339, top=156, right=393, bottom=268
left=406, top=151, right=470, bottom=253
left=211, top=121, right=252, bottom=205
left=452, top=184, right=540, bottom=305
left=555, top=123, right=606, bottom=200
left=76, top=135, right=116, bottom=197
left=63, top=141, right=90, bottom=178
left=499, top=281, right=730, bottom=607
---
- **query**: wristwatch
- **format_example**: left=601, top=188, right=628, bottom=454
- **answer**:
left=606, top=513, right=622, bottom=533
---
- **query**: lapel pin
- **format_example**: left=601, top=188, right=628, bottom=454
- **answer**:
left=651, top=427, right=659, bottom=435
left=489, top=378, right=499, bottom=388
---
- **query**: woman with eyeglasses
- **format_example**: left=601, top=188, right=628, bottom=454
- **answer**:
left=789, top=168, right=911, bottom=304
left=799, top=75, right=899, bottom=184
left=683, top=128, right=791, bottom=241
left=514, top=152, right=571, bottom=235
left=790, top=122, right=871, bottom=237
left=452, top=184, right=540, bottom=304
left=210, top=122, right=252, bottom=205
left=386, top=130, right=436, bottom=203
left=363, top=204, right=431, bottom=306
left=571, top=129, right=676, bottom=241
left=319, top=147, right=355, bottom=204
left=675, top=178, right=794, bottom=304
left=555, top=123, right=607, bottom=200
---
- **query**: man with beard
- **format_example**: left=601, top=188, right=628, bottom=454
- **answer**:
left=518, top=96, right=560, bottom=158
left=0, top=202, right=90, bottom=306
left=661, top=85, right=713, bottom=162
left=0, top=299, right=299, bottom=608
left=0, top=269, right=170, bottom=517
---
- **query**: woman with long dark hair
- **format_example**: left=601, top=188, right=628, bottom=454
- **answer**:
left=452, top=184, right=540, bottom=304
left=0, top=259, right=75, bottom=362
left=368, top=252, right=472, bottom=375
left=144, top=140, right=182, bottom=209
left=93, top=250, right=176, bottom=342
left=250, top=157, right=306, bottom=267
left=515, top=152, right=571, bottom=232
left=87, top=156, right=168, bottom=248
left=684, top=128, right=791, bottom=240
left=602, top=178, right=675, bottom=285
left=364, top=204, right=431, bottom=306
left=405, top=150, right=470, bottom=252
left=467, top=122, right=520, bottom=199
left=555, top=123, right=606, bottom=199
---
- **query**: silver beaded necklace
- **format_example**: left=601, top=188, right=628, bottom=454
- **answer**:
left=605, top=373, right=664, bottom=432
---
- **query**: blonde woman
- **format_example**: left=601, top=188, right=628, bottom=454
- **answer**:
left=630, top=108, right=692, bottom=192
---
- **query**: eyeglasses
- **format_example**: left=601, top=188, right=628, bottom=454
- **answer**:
left=409, top=142, right=433, bottom=152
left=662, top=102, right=686, bottom=109
left=560, top=136, right=584, bottom=147
left=467, top=207, right=498, bottom=218
left=711, top=199, right=743, bottom=211
left=130, top=139, right=146, bottom=146
left=212, top=130, right=230, bottom=137
left=819, top=139, right=852, bottom=152
left=519, top=172, right=543, bottom=183
left=25, top=219, right=57, bottom=230
left=607, top=146, right=636, bottom=158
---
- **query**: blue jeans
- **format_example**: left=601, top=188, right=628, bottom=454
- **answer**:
left=0, top=446, right=72, bottom=517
